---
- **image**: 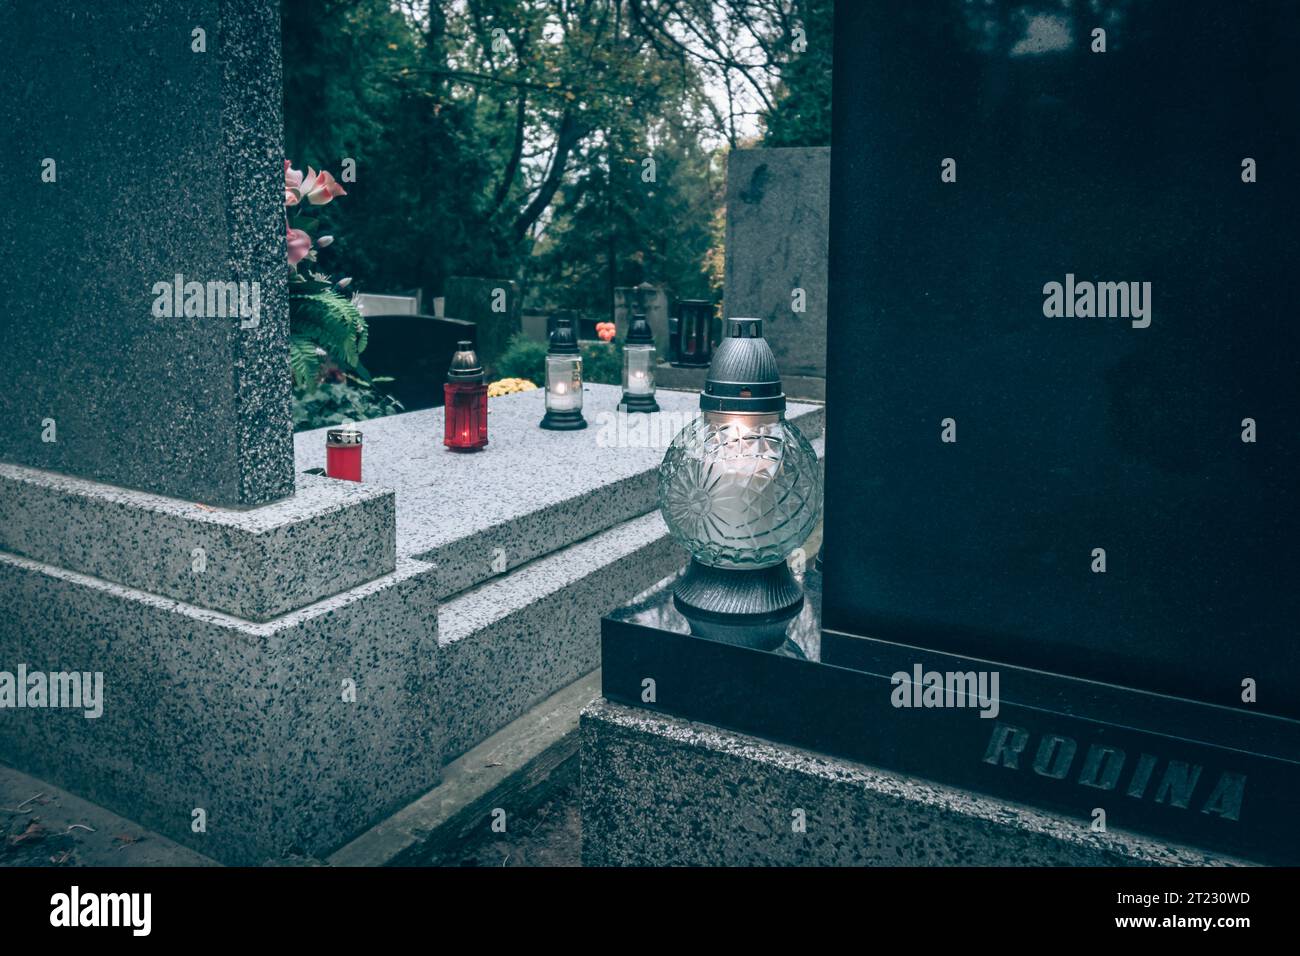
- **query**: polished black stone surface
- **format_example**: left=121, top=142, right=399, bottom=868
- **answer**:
left=602, top=569, right=1300, bottom=863
left=822, top=1, right=1300, bottom=717
left=610, top=567, right=822, bottom=662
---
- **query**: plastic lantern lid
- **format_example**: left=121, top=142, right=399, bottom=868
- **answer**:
left=548, top=317, right=580, bottom=354
left=447, top=340, right=485, bottom=381
left=626, top=314, right=654, bottom=345
left=700, top=317, right=785, bottom=414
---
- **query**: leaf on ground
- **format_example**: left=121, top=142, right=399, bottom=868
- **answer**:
left=9, top=820, right=46, bottom=845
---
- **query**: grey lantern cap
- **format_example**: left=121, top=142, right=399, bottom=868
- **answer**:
left=446, top=340, right=485, bottom=381
left=626, top=314, right=654, bottom=345
left=548, top=316, right=580, bottom=354
left=700, top=317, right=785, bottom=414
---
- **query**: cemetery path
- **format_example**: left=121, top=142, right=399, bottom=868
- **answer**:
left=0, top=764, right=214, bottom=867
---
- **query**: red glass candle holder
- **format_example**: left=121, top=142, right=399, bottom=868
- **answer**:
left=444, top=341, right=489, bottom=451
left=326, top=426, right=363, bottom=482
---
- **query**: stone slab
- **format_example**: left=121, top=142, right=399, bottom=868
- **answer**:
left=294, top=384, right=825, bottom=599
left=580, top=699, right=1250, bottom=867
left=0, top=551, right=442, bottom=866
left=354, top=293, right=418, bottom=316
left=435, top=511, right=684, bottom=762
left=724, top=147, right=830, bottom=379
left=0, top=0, right=293, bottom=506
left=0, top=464, right=395, bottom=622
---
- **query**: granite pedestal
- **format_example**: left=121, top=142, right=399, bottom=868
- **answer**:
left=1, top=387, right=823, bottom=863
left=581, top=699, right=1248, bottom=867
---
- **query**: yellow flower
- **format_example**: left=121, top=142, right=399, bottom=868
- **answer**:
left=488, top=377, right=539, bottom=397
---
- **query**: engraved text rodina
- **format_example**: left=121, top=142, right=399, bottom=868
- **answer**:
left=1043, top=273, right=1151, bottom=328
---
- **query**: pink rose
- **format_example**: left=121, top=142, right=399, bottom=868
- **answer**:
left=299, top=167, right=347, bottom=206
left=287, top=226, right=312, bottom=266
left=285, top=160, right=305, bottom=207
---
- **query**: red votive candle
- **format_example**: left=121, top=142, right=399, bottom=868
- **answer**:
left=444, top=340, right=489, bottom=451
left=326, top=425, right=363, bottom=481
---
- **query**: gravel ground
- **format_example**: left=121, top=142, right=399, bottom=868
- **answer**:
left=418, top=771, right=582, bottom=868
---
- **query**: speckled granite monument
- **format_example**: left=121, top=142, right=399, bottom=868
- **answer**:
left=0, top=0, right=292, bottom=507
left=0, top=0, right=444, bottom=865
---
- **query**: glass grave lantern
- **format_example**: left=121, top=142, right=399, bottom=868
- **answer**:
left=540, top=316, right=587, bottom=430
left=658, top=317, right=822, bottom=649
left=670, top=299, right=714, bottom=368
left=443, top=340, right=488, bottom=451
left=619, top=314, right=660, bottom=413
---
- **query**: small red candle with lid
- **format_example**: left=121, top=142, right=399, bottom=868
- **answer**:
left=325, top=425, right=363, bottom=481
left=444, top=340, right=489, bottom=451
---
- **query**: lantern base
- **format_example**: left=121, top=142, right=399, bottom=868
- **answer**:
left=669, top=358, right=712, bottom=369
left=618, top=392, right=661, bottom=414
left=672, top=558, right=804, bottom=651
left=540, top=407, right=588, bottom=430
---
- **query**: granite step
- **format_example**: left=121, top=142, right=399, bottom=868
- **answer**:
left=0, top=465, right=395, bottom=622
left=432, top=509, right=685, bottom=763
left=426, top=427, right=826, bottom=767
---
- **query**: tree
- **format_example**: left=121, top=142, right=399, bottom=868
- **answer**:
left=281, top=0, right=833, bottom=317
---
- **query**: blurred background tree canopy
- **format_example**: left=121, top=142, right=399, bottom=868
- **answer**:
left=282, top=0, right=831, bottom=316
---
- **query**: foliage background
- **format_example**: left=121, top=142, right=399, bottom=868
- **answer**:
left=282, top=0, right=832, bottom=320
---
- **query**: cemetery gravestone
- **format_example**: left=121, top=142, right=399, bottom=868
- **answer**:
left=0, top=0, right=445, bottom=864
left=593, top=0, right=1300, bottom=866
left=822, top=0, right=1300, bottom=717
left=363, top=314, right=477, bottom=411
left=723, top=147, right=829, bottom=393
left=355, top=293, right=419, bottom=316
left=815, top=0, right=1300, bottom=860
left=614, top=282, right=669, bottom=352
left=0, top=0, right=293, bottom=507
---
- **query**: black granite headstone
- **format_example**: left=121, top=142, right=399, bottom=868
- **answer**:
left=363, top=314, right=476, bottom=411
left=822, top=0, right=1300, bottom=719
